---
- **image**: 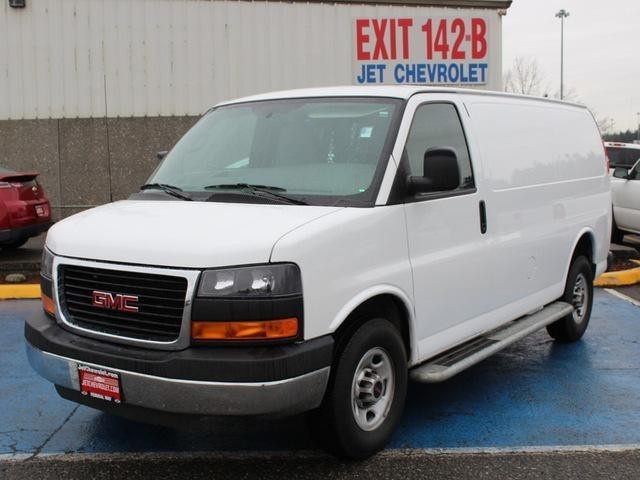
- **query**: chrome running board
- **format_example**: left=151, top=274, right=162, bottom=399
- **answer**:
left=410, top=301, right=573, bottom=383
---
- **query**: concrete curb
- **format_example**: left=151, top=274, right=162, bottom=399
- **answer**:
left=595, top=260, right=640, bottom=287
left=2, top=444, right=640, bottom=462
left=0, top=284, right=40, bottom=300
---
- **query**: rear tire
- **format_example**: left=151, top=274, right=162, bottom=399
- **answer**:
left=547, top=255, right=593, bottom=342
left=307, top=318, right=407, bottom=460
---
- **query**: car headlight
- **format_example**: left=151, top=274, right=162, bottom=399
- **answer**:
left=41, top=248, right=54, bottom=279
left=197, top=263, right=302, bottom=298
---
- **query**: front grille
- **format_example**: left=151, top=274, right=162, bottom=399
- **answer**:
left=59, top=265, right=188, bottom=342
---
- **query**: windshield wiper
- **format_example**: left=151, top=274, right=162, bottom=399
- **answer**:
left=203, top=183, right=308, bottom=205
left=140, top=183, right=193, bottom=201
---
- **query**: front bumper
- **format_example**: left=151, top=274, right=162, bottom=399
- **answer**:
left=27, top=344, right=330, bottom=416
left=25, top=312, right=333, bottom=416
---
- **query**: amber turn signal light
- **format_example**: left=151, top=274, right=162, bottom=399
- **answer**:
left=42, top=293, right=55, bottom=315
left=192, top=318, right=298, bottom=340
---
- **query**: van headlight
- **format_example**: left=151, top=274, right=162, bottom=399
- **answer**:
left=41, top=248, right=54, bottom=279
left=197, top=264, right=302, bottom=298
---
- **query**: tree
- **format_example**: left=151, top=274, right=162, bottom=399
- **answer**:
left=551, top=86, right=578, bottom=102
left=503, top=57, right=546, bottom=96
left=596, top=116, right=615, bottom=135
left=603, top=129, right=636, bottom=143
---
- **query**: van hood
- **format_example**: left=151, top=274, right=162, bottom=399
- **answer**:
left=46, top=200, right=342, bottom=268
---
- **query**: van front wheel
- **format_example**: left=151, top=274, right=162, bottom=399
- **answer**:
left=308, top=318, right=407, bottom=459
left=547, top=255, right=593, bottom=342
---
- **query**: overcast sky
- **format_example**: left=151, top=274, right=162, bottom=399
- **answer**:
left=503, top=0, right=640, bottom=133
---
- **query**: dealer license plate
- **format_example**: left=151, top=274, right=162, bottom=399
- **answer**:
left=78, top=365, right=122, bottom=403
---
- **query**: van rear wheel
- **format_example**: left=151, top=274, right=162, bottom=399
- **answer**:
left=307, top=318, right=407, bottom=460
left=547, top=255, right=593, bottom=342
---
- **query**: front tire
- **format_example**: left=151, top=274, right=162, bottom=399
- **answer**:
left=308, top=318, right=407, bottom=459
left=547, top=255, right=594, bottom=342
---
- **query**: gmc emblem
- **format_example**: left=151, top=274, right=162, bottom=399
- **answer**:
left=91, top=290, right=139, bottom=313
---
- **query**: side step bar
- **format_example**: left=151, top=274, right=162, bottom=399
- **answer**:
left=410, top=301, right=573, bottom=383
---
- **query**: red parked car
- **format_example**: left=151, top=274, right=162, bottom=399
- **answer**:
left=0, top=166, right=51, bottom=249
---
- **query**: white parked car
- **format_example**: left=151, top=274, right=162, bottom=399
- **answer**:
left=611, top=158, right=640, bottom=242
left=27, top=87, right=610, bottom=459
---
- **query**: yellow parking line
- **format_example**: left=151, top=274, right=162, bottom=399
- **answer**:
left=0, top=284, right=41, bottom=300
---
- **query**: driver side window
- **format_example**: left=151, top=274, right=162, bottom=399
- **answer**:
left=405, top=103, right=475, bottom=190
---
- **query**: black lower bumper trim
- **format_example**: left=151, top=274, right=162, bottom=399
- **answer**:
left=0, top=221, right=50, bottom=244
left=25, top=311, right=333, bottom=383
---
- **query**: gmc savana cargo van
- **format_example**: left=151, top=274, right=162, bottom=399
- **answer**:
left=27, top=87, right=611, bottom=459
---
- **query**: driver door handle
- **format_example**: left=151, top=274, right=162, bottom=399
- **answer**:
left=479, top=200, right=487, bottom=234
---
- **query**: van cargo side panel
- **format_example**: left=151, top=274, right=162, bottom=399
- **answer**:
left=465, top=97, right=610, bottom=314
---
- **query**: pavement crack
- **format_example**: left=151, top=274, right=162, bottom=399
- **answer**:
left=0, top=432, right=19, bottom=455
left=24, top=405, right=80, bottom=461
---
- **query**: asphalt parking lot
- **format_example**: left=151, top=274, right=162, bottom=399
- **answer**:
left=1, top=289, right=639, bottom=478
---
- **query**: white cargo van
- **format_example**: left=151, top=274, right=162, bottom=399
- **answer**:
left=27, top=87, right=611, bottom=459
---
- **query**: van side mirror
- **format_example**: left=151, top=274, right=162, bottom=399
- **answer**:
left=407, top=147, right=461, bottom=195
left=613, top=167, right=630, bottom=179
left=157, top=151, right=169, bottom=161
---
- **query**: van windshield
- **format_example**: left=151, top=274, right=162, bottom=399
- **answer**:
left=146, top=97, right=402, bottom=206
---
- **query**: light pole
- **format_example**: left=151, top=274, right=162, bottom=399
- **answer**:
left=637, top=112, right=640, bottom=142
left=555, top=9, right=570, bottom=100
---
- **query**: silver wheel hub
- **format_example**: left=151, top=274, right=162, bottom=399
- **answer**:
left=351, top=348, right=395, bottom=431
left=355, top=369, right=384, bottom=406
left=571, top=273, right=589, bottom=324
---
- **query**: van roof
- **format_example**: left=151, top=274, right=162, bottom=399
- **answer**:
left=216, top=86, right=587, bottom=109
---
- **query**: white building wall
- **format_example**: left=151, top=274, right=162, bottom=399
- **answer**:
left=0, top=0, right=503, bottom=120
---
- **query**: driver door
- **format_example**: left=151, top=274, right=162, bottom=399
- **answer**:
left=399, top=95, right=495, bottom=359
